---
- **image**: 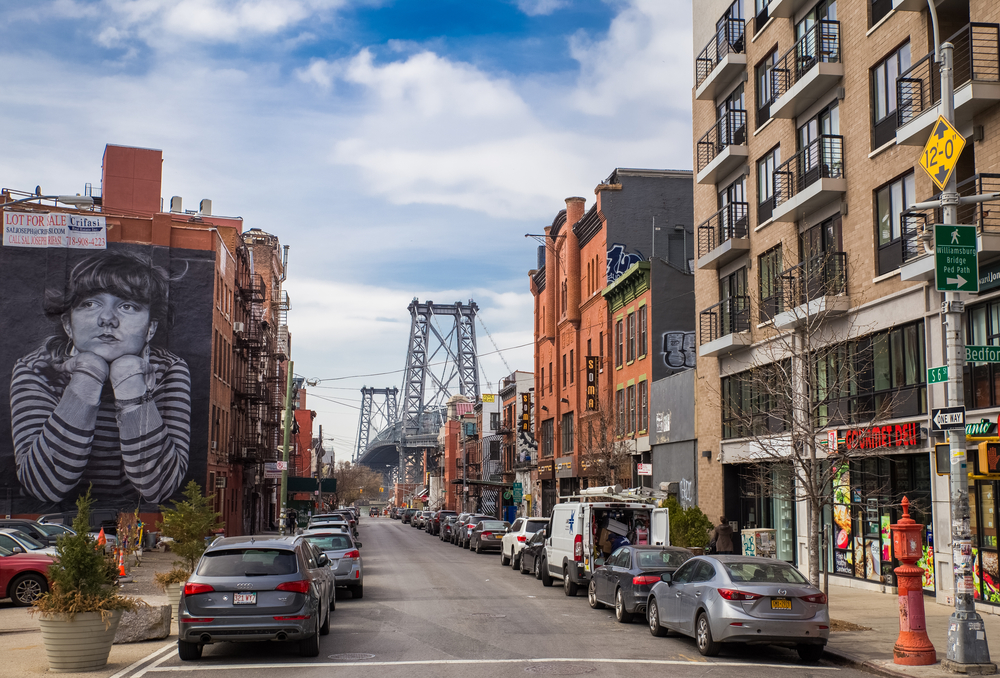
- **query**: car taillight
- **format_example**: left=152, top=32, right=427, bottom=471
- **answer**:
left=482, top=532, right=493, bottom=539
left=183, top=583, right=214, bottom=595
left=179, top=617, right=214, bottom=623
left=632, top=574, right=661, bottom=586
left=801, top=592, right=828, bottom=604
left=344, top=550, right=360, bottom=559
left=574, top=534, right=583, bottom=561
left=275, top=580, right=311, bottom=594
left=717, top=588, right=762, bottom=601
left=517, top=535, right=527, bottom=542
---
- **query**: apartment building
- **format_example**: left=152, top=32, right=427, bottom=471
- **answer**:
left=692, top=0, right=1000, bottom=601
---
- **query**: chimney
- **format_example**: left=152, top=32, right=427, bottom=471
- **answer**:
left=169, top=196, right=182, bottom=213
left=565, top=197, right=585, bottom=324
left=199, top=199, right=212, bottom=215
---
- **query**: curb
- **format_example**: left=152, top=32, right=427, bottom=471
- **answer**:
left=824, top=647, right=919, bottom=678
left=0, top=628, right=40, bottom=635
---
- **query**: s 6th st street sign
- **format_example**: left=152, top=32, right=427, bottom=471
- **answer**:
left=935, top=224, right=979, bottom=293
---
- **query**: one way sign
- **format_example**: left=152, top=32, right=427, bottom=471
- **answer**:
left=932, top=406, right=966, bottom=431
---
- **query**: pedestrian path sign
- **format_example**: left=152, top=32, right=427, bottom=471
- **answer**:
left=920, top=116, right=966, bottom=191
left=935, top=224, right=979, bottom=292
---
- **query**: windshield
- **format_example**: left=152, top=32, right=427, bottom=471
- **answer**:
left=36, top=524, right=71, bottom=536
left=479, top=521, right=507, bottom=530
left=636, top=550, right=692, bottom=568
left=303, top=534, right=354, bottom=551
left=9, top=530, right=45, bottom=549
left=197, top=548, right=298, bottom=577
left=525, top=521, right=548, bottom=534
left=724, top=561, right=809, bottom=585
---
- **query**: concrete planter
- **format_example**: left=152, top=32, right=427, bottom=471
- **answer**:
left=165, top=583, right=181, bottom=627
left=39, top=610, right=123, bottom=673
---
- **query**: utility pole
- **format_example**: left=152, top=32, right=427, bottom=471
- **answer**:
left=279, top=360, right=295, bottom=535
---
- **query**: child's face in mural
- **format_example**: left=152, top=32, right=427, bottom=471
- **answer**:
left=62, top=292, right=157, bottom=363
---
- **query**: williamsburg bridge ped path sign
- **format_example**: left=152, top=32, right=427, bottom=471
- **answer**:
left=935, top=224, right=979, bottom=293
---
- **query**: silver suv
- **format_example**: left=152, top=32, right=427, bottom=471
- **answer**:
left=177, top=535, right=335, bottom=660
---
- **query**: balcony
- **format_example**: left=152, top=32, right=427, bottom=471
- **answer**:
left=699, top=296, right=751, bottom=357
left=695, top=18, right=747, bottom=101
left=771, top=135, right=846, bottom=223
left=697, top=202, right=749, bottom=270
left=765, top=0, right=811, bottom=20
left=896, top=23, right=1000, bottom=146
left=696, top=110, right=748, bottom=185
left=772, top=252, right=849, bottom=330
left=898, top=210, right=934, bottom=282
left=770, top=20, right=843, bottom=120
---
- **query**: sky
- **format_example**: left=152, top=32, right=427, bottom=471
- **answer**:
left=0, top=0, right=694, bottom=464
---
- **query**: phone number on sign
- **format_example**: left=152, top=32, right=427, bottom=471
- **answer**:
left=68, top=236, right=106, bottom=248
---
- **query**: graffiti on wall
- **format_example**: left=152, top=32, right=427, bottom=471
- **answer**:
left=661, top=331, right=696, bottom=371
left=607, top=243, right=644, bottom=284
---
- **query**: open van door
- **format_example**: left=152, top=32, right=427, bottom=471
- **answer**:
left=650, top=507, right=670, bottom=546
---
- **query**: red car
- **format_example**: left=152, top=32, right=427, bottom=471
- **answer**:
left=1, top=544, right=52, bottom=606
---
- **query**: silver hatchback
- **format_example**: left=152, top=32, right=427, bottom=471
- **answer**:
left=647, top=555, right=829, bottom=662
left=177, top=535, right=335, bottom=660
left=300, top=530, right=364, bottom=598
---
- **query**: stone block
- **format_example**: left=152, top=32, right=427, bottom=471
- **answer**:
left=113, top=604, right=171, bottom=643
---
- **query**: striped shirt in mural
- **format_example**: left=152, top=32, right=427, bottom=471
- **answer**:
left=10, top=345, right=192, bottom=504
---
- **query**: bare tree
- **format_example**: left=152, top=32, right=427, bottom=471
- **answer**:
left=579, top=392, right=634, bottom=487
left=330, top=460, right=383, bottom=507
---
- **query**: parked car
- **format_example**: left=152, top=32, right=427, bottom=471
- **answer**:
left=300, top=530, right=364, bottom=598
left=459, top=515, right=494, bottom=549
left=402, top=508, right=417, bottom=524
left=450, top=513, right=473, bottom=544
left=176, top=535, right=335, bottom=660
left=588, top=545, right=693, bottom=623
left=410, top=512, right=423, bottom=529
left=519, top=527, right=548, bottom=577
left=500, top=517, right=549, bottom=569
left=646, top=555, right=829, bottom=662
left=428, top=510, right=456, bottom=536
left=0, top=519, right=61, bottom=547
left=419, top=511, right=435, bottom=532
left=0, top=528, right=58, bottom=557
left=440, top=515, right=461, bottom=542
left=469, top=519, right=510, bottom=554
left=0, top=544, right=52, bottom=606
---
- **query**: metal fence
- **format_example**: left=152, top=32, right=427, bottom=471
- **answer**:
left=773, top=135, right=844, bottom=209
left=772, top=20, right=840, bottom=100
left=699, top=295, right=750, bottom=346
left=697, top=109, right=747, bottom=172
left=697, top=201, right=749, bottom=259
left=695, top=18, right=746, bottom=87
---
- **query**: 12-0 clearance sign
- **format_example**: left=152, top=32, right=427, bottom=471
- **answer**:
left=919, top=116, right=966, bottom=191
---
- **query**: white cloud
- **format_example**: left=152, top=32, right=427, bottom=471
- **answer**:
left=514, top=0, right=569, bottom=17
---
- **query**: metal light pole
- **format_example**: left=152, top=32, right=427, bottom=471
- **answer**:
left=278, top=360, right=295, bottom=535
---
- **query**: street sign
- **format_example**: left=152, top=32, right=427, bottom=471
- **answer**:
left=919, top=116, right=966, bottom=191
left=513, top=481, right=523, bottom=503
left=967, top=345, right=1000, bottom=363
left=934, top=224, right=979, bottom=292
left=932, top=406, right=966, bottom=431
left=928, top=366, right=949, bottom=384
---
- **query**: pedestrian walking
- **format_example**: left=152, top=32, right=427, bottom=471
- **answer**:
left=708, top=516, right=736, bottom=555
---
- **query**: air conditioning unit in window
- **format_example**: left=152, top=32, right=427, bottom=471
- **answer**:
left=211, top=441, right=217, bottom=449
left=233, top=322, right=245, bottom=333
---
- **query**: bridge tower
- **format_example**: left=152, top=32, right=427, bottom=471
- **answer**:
left=354, top=387, right=398, bottom=461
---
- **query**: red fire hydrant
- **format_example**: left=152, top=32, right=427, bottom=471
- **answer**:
left=891, top=496, right=936, bottom=665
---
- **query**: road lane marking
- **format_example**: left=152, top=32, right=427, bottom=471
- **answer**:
left=108, top=642, right=175, bottom=678
left=146, top=657, right=840, bottom=671
left=134, top=645, right=178, bottom=678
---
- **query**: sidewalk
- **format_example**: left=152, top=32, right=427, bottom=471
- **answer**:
left=826, top=585, right=999, bottom=677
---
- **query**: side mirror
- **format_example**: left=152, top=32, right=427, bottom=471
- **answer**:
left=356, top=542, right=363, bottom=548
left=660, top=572, right=672, bottom=585
left=12, top=546, right=24, bottom=554
left=317, top=553, right=329, bottom=567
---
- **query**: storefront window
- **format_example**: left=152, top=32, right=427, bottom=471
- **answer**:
left=735, top=464, right=795, bottom=564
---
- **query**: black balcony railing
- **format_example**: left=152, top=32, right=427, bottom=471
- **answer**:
left=697, top=109, right=747, bottom=173
left=699, top=295, right=750, bottom=346
left=898, top=23, right=1000, bottom=127
left=696, top=18, right=746, bottom=88
left=697, top=201, right=748, bottom=259
left=772, top=20, right=841, bottom=100
left=957, top=173, right=1000, bottom=232
left=773, top=135, right=844, bottom=209
left=899, top=210, right=930, bottom=267
left=779, top=252, right=847, bottom=309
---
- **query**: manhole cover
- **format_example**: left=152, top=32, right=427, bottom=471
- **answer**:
left=524, top=664, right=596, bottom=675
left=471, top=613, right=507, bottom=618
left=328, top=653, right=376, bottom=661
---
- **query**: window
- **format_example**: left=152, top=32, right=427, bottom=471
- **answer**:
left=717, top=83, right=746, bottom=148
left=548, top=362, right=553, bottom=393
left=638, top=381, right=648, bottom=433
left=615, top=388, right=625, bottom=436
left=599, top=331, right=604, bottom=371
left=721, top=361, right=791, bottom=439
left=561, top=279, right=567, bottom=315
left=871, top=43, right=911, bottom=149
left=758, top=245, right=784, bottom=323
left=875, top=172, right=915, bottom=275
left=490, top=412, right=500, bottom=431
left=626, top=312, right=636, bottom=362
left=541, top=419, right=554, bottom=457
left=755, top=46, right=779, bottom=129
left=719, top=267, right=749, bottom=335
left=719, top=175, right=748, bottom=244
left=753, top=0, right=770, bottom=35
left=638, top=306, right=648, bottom=357
left=627, top=385, right=636, bottom=434
left=587, top=338, right=592, bottom=359
left=540, top=367, right=545, bottom=395
left=965, top=302, right=1000, bottom=409
left=870, top=0, right=894, bottom=29
left=756, top=145, right=780, bottom=224
left=615, top=319, right=624, bottom=368
left=561, top=412, right=574, bottom=453
left=570, top=349, right=575, bottom=384
left=797, top=102, right=841, bottom=188
left=563, top=354, right=567, bottom=388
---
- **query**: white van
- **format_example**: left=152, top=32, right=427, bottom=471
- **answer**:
left=541, top=500, right=669, bottom=595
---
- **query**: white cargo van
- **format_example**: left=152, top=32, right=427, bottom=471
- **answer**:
left=541, top=500, right=669, bottom=595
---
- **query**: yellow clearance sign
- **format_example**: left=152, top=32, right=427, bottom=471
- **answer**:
left=919, top=116, right=966, bottom=191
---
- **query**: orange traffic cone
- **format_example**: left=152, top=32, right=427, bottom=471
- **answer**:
left=96, top=527, right=106, bottom=551
left=118, top=549, right=126, bottom=577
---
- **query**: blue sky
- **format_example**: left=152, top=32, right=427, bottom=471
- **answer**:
left=0, top=0, right=694, bottom=460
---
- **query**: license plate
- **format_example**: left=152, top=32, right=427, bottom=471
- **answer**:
left=771, top=598, right=792, bottom=610
left=233, top=592, right=257, bottom=605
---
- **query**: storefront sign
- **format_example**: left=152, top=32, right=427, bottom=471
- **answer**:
left=637, top=463, right=652, bottom=476
left=482, top=394, right=495, bottom=403
left=980, top=259, right=1000, bottom=293
left=586, top=356, right=598, bottom=410
left=520, top=393, right=531, bottom=432
left=843, top=422, right=921, bottom=450
left=555, top=455, right=575, bottom=479
left=537, top=459, right=554, bottom=480
left=966, top=418, right=997, bottom=437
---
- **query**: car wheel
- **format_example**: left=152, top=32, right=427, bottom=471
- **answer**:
left=10, top=573, right=47, bottom=607
left=177, top=640, right=203, bottom=661
left=475, top=540, right=482, bottom=554
left=299, top=621, right=321, bottom=657
left=588, top=580, right=605, bottom=609
left=614, top=588, right=633, bottom=623
left=501, top=549, right=511, bottom=566
left=695, top=612, right=721, bottom=657
left=563, top=567, right=578, bottom=596
left=647, top=599, right=667, bottom=637
left=520, top=554, right=530, bottom=575
left=797, top=644, right=824, bottom=663
left=540, top=560, right=553, bottom=587
left=320, top=604, right=331, bottom=636
left=352, top=584, right=364, bottom=599
left=533, top=557, right=541, bottom=579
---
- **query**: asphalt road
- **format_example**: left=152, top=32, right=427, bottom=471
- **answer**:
left=123, top=517, right=872, bottom=678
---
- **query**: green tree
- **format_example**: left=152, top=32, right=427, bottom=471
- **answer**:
left=158, top=481, right=224, bottom=573
left=661, top=496, right=714, bottom=549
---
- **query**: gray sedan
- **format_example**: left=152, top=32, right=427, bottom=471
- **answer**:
left=646, top=555, right=830, bottom=662
left=469, top=519, right=510, bottom=554
left=301, top=530, right=365, bottom=598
